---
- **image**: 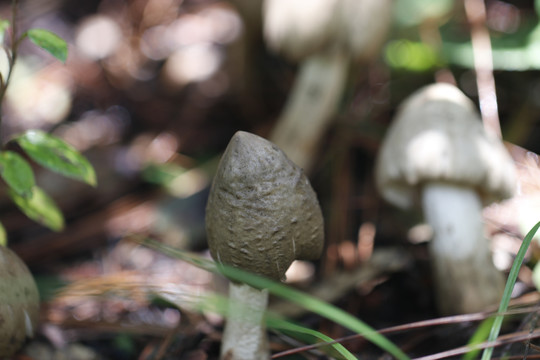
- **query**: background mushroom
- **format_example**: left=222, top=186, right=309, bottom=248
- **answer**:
left=205, top=131, right=324, bottom=359
left=263, top=0, right=392, bottom=171
left=0, top=246, right=40, bottom=357
left=375, top=83, right=516, bottom=314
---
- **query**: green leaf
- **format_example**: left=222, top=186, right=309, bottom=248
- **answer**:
left=0, top=222, right=6, bottom=247
left=0, top=20, right=10, bottom=45
left=26, top=28, right=67, bottom=63
left=15, top=130, right=97, bottom=187
left=9, top=186, right=64, bottom=231
left=385, top=40, right=440, bottom=72
left=0, top=151, right=35, bottom=196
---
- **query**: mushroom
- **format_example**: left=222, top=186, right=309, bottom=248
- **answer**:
left=206, top=131, right=324, bottom=359
left=375, top=83, right=516, bottom=314
left=263, top=0, right=392, bottom=171
left=0, top=246, right=40, bottom=357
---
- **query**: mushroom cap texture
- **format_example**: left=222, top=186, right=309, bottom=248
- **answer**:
left=0, top=246, right=40, bottom=357
left=263, top=0, right=391, bottom=61
left=375, top=83, right=516, bottom=209
left=205, top=131, right=324, bottom=281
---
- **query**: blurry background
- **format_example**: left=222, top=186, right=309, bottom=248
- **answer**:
left=3, top=0, right=540, bottom=358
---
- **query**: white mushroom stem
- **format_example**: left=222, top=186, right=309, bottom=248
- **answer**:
left=221, top=282, right=270, bottom=359
left=421, top=182, right=504, bottom=315
left=270, top=49, right=349, bottom=171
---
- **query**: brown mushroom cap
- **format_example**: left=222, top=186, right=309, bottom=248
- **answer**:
left=0, top=246, right=40, bottom=357
left=375, top=83, right=516, bottom=209
left=206, top=131, right=324, bottom=281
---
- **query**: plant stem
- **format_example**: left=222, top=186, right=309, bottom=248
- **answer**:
left=464, top=0, right=502, bottom=139
left=0, top=0, right=19, bottom=139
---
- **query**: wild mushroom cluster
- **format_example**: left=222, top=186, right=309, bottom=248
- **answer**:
left=205, top=131, right=324, bottom=359
left=203, top=84, right=515, bottom=358
left=375, top=83, right=516, bottom=314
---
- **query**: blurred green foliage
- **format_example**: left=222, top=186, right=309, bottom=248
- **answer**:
left=388, top=0, right=540, bottom=71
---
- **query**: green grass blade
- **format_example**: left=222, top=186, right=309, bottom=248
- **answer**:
left=184, top=291, right=356, bottom=359
left=141, top=238, right=409, bottom=360
left=267, top=316, right=357, bottom=360
left=223, top=265, right=408, bottom=360
left=480, top=221, right=540, bottom=360
left=464, top=316, right=495, bottom=360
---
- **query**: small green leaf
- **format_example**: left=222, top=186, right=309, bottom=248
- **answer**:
left=0, top=151, right=35, bottom=196
left=26, top=28, right=67, bottom=63
left=0, top=20, right=10, bottom=44
left=0, top=222, right=6, bottom=246
left=9, top=186, right=64, bottom=231
left=15, top=130, right=97, bottom=187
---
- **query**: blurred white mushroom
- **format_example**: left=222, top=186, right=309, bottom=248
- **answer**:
left=375, top=83, right=516, bottom=314
left=264, top=0, right=392, bottom=171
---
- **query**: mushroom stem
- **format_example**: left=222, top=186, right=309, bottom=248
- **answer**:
left=421, top=182, right=504, bottom=315
left=270, top=49, right=349, bottom=171
left=221, top=282, right=270, bottom=360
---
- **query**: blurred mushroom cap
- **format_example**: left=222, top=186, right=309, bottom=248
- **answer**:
left=263, top=0, right=391, bottom=61
left=375, top=83, right=516, bottom=209
left=338, top=0, right=392, bottom=61
left=206, top=131, right=324, bottom=281
left=263, top=0, right=340, bottom=61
